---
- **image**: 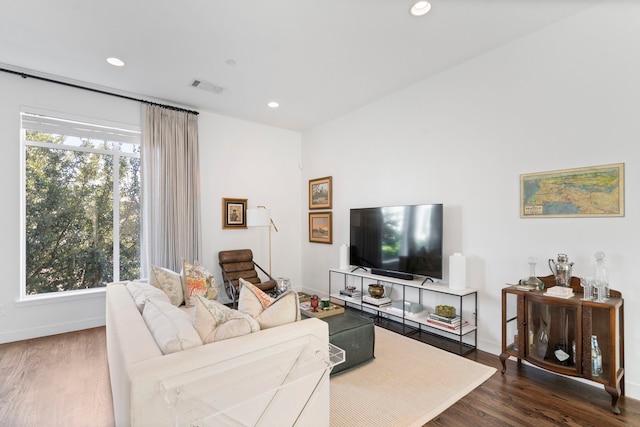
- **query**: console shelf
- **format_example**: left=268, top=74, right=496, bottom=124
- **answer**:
left=329, top=268, right=478, bottom=356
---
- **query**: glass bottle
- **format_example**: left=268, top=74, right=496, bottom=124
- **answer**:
left=594, top=251, right=609, bottom=300
left=524, top=258, right=544, bottom=290
left=536, top=324, right=549, bottom=358
left=591, top=335, right=602, bottom=377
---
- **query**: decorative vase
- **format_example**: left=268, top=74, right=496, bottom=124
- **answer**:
left=368, top=284, right=385, bottom=298
left=537, top=325, right=549, bottom=358
left=524, top=258, right=544, bottom=291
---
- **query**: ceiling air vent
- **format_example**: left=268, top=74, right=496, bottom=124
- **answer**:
left=190, top=79, right=224, bottom=94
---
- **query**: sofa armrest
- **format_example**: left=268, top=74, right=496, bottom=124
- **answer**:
left=106, top=282, right=163, bottom=427
left=129, top=318, right=329, bottom=426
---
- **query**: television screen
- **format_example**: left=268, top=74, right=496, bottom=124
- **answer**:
left=350, top=204, right=443, bottom=280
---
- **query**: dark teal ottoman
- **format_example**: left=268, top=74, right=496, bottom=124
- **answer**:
left=323, top=310, right=375, bottom=375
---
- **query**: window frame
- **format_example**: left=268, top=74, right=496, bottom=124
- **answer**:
left=20, top=107, right=141, bottom=300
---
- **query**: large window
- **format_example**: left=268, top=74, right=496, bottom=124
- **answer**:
left=21, top=111, right=141, bottom=295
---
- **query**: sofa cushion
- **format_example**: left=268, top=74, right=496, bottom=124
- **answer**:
left=193, top=295, right=260, bottom=343
left=126, top=281, right=171, bottom=312
left=149, top=265, right=184, bottom=306
left=142, top=299, right=202, bottom=354
left=181, top=259, right=217, bottom=308
left=237, top=278, right=300, bottom=329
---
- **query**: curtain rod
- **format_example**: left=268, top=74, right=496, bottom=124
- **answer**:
left=0, top=67, right=199, bottom=116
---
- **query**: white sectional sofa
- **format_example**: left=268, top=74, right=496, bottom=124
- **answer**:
left=106, top=282, right=332, bottom=426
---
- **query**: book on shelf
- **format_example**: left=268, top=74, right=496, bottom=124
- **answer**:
left=426, top=318, right=468, bottom=330
left=362, top=295, right=392, bottom=306
left=386, top=306, right=419, bottom=317
left=339, top=288, right=362, bottom=298
left=543, top=286, right=575, bottom=299
left=542, top=292, right=574, bottom=299
left=428, top=313, right=461, bottom=324
left=545, top=286, right=574, bottom=297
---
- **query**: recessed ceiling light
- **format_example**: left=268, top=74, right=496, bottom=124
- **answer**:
left=106, top=57, right=125, bottom=67
left=410, top=1, right=431, bottom=16
left=267, top=101, right=279, bottom=108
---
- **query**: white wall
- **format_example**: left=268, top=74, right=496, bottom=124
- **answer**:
left=300, top=2, right=640, bottom=399
left=198, top=112, right=303, bottom=301
left=0, top=73, right=302, bottom=342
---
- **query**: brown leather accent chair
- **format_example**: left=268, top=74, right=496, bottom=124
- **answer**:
left=218, top=249, right=277, bottom=306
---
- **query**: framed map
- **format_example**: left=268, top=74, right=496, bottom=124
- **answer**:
left=521, top=163, right=624, bottom=218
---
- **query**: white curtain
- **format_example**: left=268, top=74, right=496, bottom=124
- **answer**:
left=140, top=104, right=201, bottom=275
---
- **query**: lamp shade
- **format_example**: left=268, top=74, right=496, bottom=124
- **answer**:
left=247, top=208, right=271, bottom=227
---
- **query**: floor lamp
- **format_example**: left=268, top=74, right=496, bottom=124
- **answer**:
left=246, top=206, right=278, bottom=275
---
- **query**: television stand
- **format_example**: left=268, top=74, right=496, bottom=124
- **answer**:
left=329, top=268, right=478, bottom=356
left=370, top=268, right=413, bottom=281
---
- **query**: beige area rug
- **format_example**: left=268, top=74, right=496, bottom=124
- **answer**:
left=330, top=326, right=496, bottom=427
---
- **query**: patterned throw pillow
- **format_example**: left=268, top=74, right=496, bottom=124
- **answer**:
left=193, top=295, right=260, bottom=343
left=181, top=259, right=218, bottom=307
left=149, top=265, right=184, bottom=306
left=237, top=278, right=300, bottom=329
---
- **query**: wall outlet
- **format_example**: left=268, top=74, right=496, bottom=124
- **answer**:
left=0, top=304, right=4, bottom=316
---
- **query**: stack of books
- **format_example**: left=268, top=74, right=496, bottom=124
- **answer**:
left=339, top=288, right=362, bottom=298
left=543, top=286, right=575, bottom=299
left=426, top=313, right=468, bottom=330
left=362, top=295, right=392, bottom=306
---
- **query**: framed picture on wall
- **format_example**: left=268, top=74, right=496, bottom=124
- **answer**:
left=520, top=163, right=624, bottom=218
left=222, top=198, right=247, bottom=229
left=309, top=176, right=332, bottom=209
left=309, top=212, right=332, bottom=244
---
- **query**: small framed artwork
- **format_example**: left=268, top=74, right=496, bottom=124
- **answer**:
left=309, top=212, right=332, bottom=244
left=309, top=176, right=332, bottom=209
left=222, top=198, right=247, bottom=229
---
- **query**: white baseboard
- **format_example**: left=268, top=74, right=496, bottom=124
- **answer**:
left=625, top=381, right=640, bottom=401
left=0, top=316, right=105, bottom=344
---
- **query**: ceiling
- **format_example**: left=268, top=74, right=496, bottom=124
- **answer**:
left=0, top=0, right=602, bottom=131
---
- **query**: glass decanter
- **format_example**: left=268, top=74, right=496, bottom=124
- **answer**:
left=593, top=251, right=609, bottom=301
left=524, top=258, right=544, bottom=291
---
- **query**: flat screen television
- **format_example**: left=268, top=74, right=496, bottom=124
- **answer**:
left=350, top=204, right=443, bottom=281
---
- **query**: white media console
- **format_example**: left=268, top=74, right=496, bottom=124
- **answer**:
left=329, top=268, right=478, bottom=355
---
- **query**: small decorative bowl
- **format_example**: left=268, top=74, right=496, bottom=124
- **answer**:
left=435, top=305, right=456, bottom=318
left=368, top=284, right=385, bottom=298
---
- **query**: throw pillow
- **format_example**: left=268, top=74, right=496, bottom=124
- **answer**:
left=149, top=265, right=184, bottom=306
left=193, top=295, right=260, bottom=344
left=181, top=259, right=218, bottom=308
left=126, top=281, right=171, bottom=312
left=237, top=278, right=300, bottom=329
left=142, top=298, right=202, bottom=355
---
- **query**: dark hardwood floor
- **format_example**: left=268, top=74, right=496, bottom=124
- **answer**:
left=0, top=327, right=638, bottom=426
left=430, top=350, right=640, bottom=427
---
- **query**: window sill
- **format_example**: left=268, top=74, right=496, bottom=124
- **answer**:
left=16, top=287, right=106, bottom=308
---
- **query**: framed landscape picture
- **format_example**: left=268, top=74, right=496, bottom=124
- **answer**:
left=520, top=163, right=624, bottom=218
left=309, top=176, right=332, bottom=209
left=222, top=198, right=247, bottom=228
left=309, top=212, right=332, bottom=244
